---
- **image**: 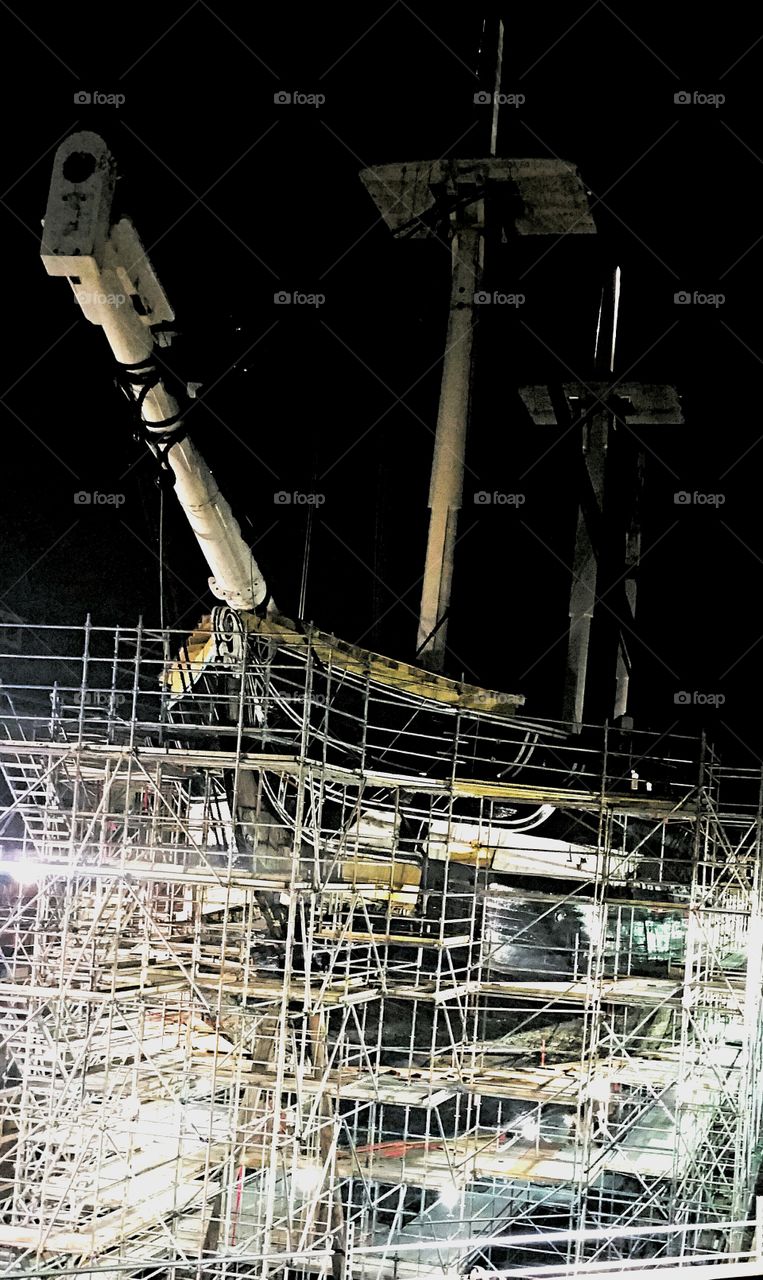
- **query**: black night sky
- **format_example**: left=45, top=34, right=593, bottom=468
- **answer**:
left=2, top=3, right=763, bottom=758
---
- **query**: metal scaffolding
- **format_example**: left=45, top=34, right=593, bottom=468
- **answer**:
left=1, top=616, right=763, bottom=1278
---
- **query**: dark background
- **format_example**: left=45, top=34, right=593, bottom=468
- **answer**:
left=1, top=3, right=761, bottom=757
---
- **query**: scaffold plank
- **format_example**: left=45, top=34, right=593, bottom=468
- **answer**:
left=313, top=929, right=471, bottom=949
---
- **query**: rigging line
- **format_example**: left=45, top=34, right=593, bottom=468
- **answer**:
left=299, top=468, right=317, bottom=620
left=158, top=486, right=172, bottom=725
left=159, top=486, right=166, bottom=635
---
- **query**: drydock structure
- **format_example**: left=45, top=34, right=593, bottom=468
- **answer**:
left=1, top=118, right=763, bottom=1280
